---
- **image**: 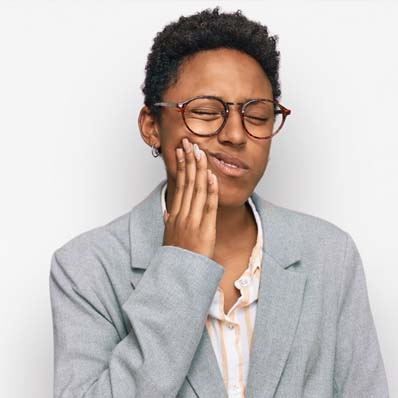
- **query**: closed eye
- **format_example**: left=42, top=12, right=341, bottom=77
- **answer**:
left=192, top=111, right=219, bottom=115
left=245, top=115, right=269, bottom=122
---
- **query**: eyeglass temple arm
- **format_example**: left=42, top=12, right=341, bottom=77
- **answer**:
left=275, top=108, right=291, bottom=116
left=153, top=102, right=179, bottom=107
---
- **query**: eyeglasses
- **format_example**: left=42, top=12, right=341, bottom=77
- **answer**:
left=154, top=95, right=291, bottom=139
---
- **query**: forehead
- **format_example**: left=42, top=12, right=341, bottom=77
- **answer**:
left=164, top=48, right=273, bottom=101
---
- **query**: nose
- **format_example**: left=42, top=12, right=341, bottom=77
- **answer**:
left=217, top=103, right=247, bottom=145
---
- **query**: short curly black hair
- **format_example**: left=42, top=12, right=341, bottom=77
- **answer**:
left=141, top=6, right=281, bottom=128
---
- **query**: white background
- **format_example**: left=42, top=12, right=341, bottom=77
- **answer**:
left=0, top=1, right=397, bottom=397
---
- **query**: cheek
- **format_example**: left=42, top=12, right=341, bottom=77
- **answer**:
left=159, top=128, right=196, bottom=177
left=253, top=144, right=271, bottom=171
left=161, top=140, right=185, bottom=179
left=162, top=147, right=177, bottom=176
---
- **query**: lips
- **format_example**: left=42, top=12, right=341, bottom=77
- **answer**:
left=208, top=151, right=250, bottom=169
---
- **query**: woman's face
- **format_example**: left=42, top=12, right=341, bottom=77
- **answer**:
left=145, top=47, right=274, bottom=207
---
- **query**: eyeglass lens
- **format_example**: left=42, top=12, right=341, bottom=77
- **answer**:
left=184, top=98, right=283, bottom=138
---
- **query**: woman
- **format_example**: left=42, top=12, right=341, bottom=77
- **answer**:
left=49, top=7, right=389, bottom=398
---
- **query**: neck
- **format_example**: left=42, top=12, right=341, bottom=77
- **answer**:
left=214, top=201, right=254, bottom=251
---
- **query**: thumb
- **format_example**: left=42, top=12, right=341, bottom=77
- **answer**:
left=163, top=209, right=169, bottom=223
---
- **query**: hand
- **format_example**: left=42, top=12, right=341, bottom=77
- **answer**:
left=162, top=138, right=219, bottom=260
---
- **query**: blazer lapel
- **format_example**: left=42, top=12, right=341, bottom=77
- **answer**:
left=128, top=179, right=307, bottom=398
left=245, top=192, right=307, bottom=398
left=185, top=329, right=227, bottom=397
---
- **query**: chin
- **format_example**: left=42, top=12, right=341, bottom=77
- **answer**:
left=216, top=186, right=250, bottom=208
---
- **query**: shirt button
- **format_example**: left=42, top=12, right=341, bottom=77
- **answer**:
left=226, top=322, right=235, bottom=329
left=238, top=277, right=249, bottom=287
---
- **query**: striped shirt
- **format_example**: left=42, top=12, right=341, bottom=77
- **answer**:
left=160, top=181, right=263, bottom=398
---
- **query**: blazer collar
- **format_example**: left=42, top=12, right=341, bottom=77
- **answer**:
left=129, top=178, right=302, bottom=270
left=128, top=179, right=307, bottom=398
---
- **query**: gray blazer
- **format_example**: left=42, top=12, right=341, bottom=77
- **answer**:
left=49, top=179, right=389, bottom=397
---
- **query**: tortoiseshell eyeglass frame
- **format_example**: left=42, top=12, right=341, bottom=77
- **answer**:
left=153, top=95, right=291, bottom=139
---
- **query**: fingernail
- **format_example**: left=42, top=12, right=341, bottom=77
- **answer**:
left=193, top=143, right=201, bottom=160
left=176, top=148, right=184, bottom=162
left=182, top=138, right=190, bottom=152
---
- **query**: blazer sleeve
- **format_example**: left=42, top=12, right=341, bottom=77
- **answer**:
left=49, top=244, right=224, bottom=398
left=333, top=232, right=390, bottom=397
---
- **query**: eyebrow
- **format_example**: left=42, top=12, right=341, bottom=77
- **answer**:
left=201, top=94, right=257, bottom=103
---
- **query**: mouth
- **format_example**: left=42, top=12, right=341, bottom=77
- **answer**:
left=208, top=152, right=250, bottom=178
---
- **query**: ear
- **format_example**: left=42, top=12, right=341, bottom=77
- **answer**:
left=137, top=105, right=161, bottom=150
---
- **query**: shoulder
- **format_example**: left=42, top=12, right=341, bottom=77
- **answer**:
left=50, top=210, right=132, bottom=287
left=279, top=203, right=348, bottom=243
left=261, top=197, right=350, bottom=244
left=258, top=197, right=353, bottom=272
left=260, top=199, right=362, bottom=302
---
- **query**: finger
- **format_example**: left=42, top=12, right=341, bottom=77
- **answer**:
left=189, top=147, right=209, bottom=226
left=163, top=209, right=170, bottom=223
left=169, top=146, right=185, bottom=219
left=200, top=171, right=218, bottom=232
left=179, top=138, right=196, bottom=220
